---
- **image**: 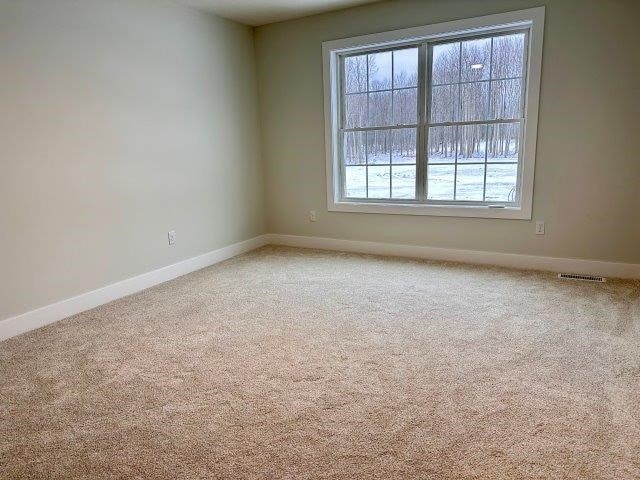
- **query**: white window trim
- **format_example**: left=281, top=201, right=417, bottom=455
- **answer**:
left=322, top=7, right=545, bottom=220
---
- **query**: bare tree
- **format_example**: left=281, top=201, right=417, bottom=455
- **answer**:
left=428, top=34, right=523, bottom=161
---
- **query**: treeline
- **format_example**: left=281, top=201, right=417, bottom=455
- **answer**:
left=344, top=34, right=524, bottom=165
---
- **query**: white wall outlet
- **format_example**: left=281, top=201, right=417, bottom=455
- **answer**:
left=535, top=221, right=545, bottom=235
left=168, top=230, right=176, bottom=245
left=309, top=210, right=317, bottom=222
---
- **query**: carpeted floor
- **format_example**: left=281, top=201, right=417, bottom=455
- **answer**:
left=1, top=246, right=639, bottom=479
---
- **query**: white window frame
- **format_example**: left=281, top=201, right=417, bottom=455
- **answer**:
left=322, top=7, right=545, bottom=219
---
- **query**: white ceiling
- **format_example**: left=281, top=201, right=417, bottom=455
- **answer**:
left=175, top=0, right=382, bottom=27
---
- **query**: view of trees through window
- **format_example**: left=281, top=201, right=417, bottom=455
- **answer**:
left=341, top=32, right=526, bottom=203
left=343, top=47, right=419, bottom=199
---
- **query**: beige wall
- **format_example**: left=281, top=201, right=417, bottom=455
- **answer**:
left=255, top=0, right=640, bottom=263
left=0, top=0, right=265, bottom=320
left=2, top=0, right=638, bottom=323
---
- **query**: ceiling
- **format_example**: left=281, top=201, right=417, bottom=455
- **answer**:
left=175, top=0, right=382, bottom=27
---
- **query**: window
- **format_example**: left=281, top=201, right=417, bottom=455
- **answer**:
left=323, top=8, right=544, bottom=219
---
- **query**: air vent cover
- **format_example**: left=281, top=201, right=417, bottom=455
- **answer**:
left=558, top=273, right=606, bottom=283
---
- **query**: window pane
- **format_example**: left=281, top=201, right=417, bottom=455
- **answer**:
left=485, top=163, right=518, bottom=202
left=432, top=42, right=460, bottom=85
left=457, top=124, right=487, bottom=163
left=368, top=165, right=391, bottom=198
left=344, top=166, right=366, bottom=198
left=461, top=38, right=491, bottom=82
left=492, top=33, right=525, bottom=79
left=430, top=84, right=459, bottom=123
left=460, top=81, right=489, bottom=121
left=391, top=128, right=417, bottom=164
left=366, top=130, right=390, bottom=164
left=456, top=164, right=485, bottom=201
left=345, top=55, right=368, bottom=93
left=427, top=165, right=455, bottom=200
left=490, top=79, right=522, bottom=119
left=392, top=165, right=416, bottom=199
left=344, top=131, right=366, bottom=165
left=393, top=88, right=417, bottom=125
left=344, top=93, right=367, bottom=128
left=368, top=51, right=392, bottom=91
left=367, top=91, right=392, bottom=126
left=393, top=48, right=418, bottom=88
left=487, top=123, right=520, bottom=162
left=427, top=126, right=456, bottom=163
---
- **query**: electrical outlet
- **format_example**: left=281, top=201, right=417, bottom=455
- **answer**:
left=535, top=221, right=545, bottom=235
left=168, top=230, right=176, bottom=245
left=309, top=210, right=317, bottom=222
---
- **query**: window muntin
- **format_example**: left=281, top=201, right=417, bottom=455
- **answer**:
left=337, top=30, right=529, bottom=207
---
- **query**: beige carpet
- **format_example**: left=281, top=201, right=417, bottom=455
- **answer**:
left=1, top=246, right=639, bottom=479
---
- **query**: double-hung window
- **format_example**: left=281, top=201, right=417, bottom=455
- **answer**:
left=323, top=8, right=544, bottom=219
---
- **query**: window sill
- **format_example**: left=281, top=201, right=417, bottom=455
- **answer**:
left=328, top=200, right=532, bottom=219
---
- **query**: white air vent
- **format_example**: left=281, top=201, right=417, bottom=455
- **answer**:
left=558, top=273, right=606, bottom=283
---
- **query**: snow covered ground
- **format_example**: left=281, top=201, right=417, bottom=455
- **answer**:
left=345, top=159, right=517, bottom=201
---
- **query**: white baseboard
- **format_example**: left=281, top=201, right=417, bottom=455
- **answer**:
left=266, top=234, right=640, bottom=280
left=3, top=232, right=637, bottom=342
left=0, top=235, right=269, bottom=342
